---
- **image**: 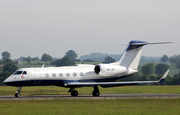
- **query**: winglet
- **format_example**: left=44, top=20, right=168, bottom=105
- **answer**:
left=159, top=69, right=170, bottom=82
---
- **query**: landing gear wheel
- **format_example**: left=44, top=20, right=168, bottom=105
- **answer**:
left=71, top=90, right=78, bottom=97
left=15, top=93, right=19, bottom=97
left=92, top=86, right=100, bottom=97
left=92, top=91, right=100, bottom=97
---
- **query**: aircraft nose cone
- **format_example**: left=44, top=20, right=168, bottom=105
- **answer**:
left=3, top=78, right=8, bottom=84
left=3, top=76, right=12, bottom=85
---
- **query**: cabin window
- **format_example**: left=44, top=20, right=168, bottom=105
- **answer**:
left=13, top=71, right=23, bottom=75
left=59, top=73, right=63, bottom=77
left=45, top=74, right=49, bottom=77
left=22, top=71, right=27, bottom=74
left=66, top=73, right=70, bottom=77
left=80, top=72, right=83, bottom=76
left=52, top=73, right=56, bottom=77
left=73, top=73, right=77, bottom=77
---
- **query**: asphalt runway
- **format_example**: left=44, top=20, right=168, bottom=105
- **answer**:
left=1, top=94, right=180, bottom=100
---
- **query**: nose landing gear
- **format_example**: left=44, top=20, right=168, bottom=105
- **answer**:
left=15, top=86, right=22, bottom=97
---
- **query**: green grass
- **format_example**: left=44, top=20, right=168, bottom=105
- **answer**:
left=0, top=99, right=180, bottom=115
left=1, top=85, right=180, bottom=96
left=1, top=86, right=180, bottom=115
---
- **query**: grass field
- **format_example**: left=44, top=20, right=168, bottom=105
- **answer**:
left=1, top=85, right=180, bottom=96
left=1, top=86, right=180, bottom=115
left=0, top=99, right=180, bottom=115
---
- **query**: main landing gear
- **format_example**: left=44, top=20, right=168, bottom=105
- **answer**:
left=92, top=86, right=100, bottom=97
left=15, top=86, right=22, bottom=97
left=69, top=88, right=78, bottom=97
left=69, top=86, right=100, bottom=97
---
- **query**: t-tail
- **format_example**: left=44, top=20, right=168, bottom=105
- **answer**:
left=113, top=40, right=172, bottom=70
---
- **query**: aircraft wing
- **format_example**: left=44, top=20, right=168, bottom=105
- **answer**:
left=65, top=69, right=169, bottom=88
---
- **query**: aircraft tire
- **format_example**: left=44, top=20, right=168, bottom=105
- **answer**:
left=92, top=91, right=100, bottom=97
left=15, top=93, right=19, bottom=97
left=71, top=90, right=78, bottom=97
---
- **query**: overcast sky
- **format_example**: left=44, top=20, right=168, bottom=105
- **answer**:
left=0, top=0, right=179, bottom=59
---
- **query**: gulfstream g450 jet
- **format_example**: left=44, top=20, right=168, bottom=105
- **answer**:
left=3, top=40, right=171, bottom=97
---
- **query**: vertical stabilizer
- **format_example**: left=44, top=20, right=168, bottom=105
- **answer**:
left=118, top=41, right=146, bottom=70
left=114, top=40, right=172, bottom=70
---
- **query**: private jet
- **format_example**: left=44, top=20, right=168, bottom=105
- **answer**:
left=3, top=40, right=171, bottom=97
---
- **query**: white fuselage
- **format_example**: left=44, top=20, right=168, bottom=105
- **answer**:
left=3, top=64, right=135, bottom=87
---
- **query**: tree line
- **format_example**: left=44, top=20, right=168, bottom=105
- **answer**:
left=122, top=63, right=180, bottom=85
left=160, top=54, right=180, bottom=69
left=0, top=59, right=18, bottom=85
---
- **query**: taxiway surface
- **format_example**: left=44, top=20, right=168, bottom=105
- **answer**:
left=1, top=94, right=180, bottom=100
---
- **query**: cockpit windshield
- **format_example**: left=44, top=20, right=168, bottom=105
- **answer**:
left=13, top=71, right=23, bottom=75
left=22, top=71, right=27, bottom=74
left=13, top=71, right=27, bottom=75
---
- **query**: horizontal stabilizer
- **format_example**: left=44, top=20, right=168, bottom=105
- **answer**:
left=131, top=41, right=173, bottom=46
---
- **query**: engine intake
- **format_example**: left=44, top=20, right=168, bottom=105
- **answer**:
left=94, top=65, right=101, bottom=74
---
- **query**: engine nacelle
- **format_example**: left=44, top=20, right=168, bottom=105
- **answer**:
left=94, top=64, right=127, bottom=77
